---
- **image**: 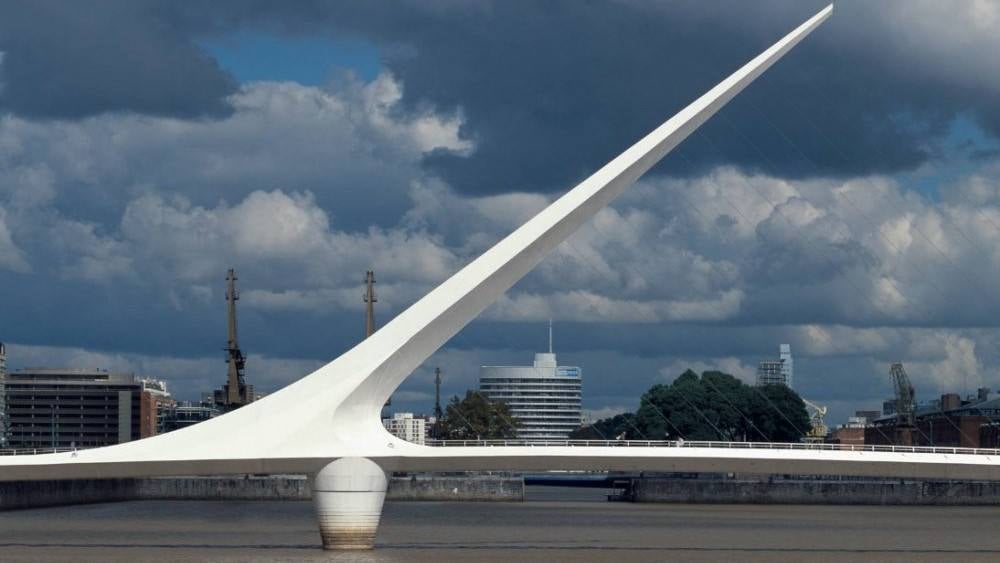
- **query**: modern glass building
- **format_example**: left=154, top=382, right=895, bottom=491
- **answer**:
left=779, top=343, right=794, bottom=388
left=756, top=344, right=794, bottom=388
left=479, top=345, right=582, bottom=441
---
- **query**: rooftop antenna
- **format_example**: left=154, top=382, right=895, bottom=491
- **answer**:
left=548, top=319, right=553, bottom=354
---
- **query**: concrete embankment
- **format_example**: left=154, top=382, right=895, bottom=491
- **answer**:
left=0, top=474, right=524, bottom=510
left=629, top=477, right=1000, bottom=505
left=388, top=474, right=524, bottom=501
left=0, top=478, right=138, bottom=510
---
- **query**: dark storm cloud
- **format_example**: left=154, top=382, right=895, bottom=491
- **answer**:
left=0, top=0, right=236, bottom=118
left=4, top=1, right=998, bottom=187
left=238, top=0, right=996, bottom=194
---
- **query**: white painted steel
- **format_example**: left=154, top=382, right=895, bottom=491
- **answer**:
left=0, top=6, right=947, bottom=485
left=312, top=457, right=388, bottom=550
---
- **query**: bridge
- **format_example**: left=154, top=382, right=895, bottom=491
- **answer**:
left=1, top=4, right=973, bottom=551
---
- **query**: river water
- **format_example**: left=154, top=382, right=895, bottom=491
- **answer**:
left=2, top=486, right=999, bottom=562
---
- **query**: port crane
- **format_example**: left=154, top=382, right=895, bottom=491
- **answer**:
left=889, top=362, right=916, bottom=445
left=801, top=397, right=829, bottom=442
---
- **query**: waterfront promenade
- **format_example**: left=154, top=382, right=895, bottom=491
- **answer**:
left=2, top=487, right=1000, bottom=562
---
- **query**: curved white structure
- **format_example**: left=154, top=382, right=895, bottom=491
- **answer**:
left=6, top=5, right=979, bottom=550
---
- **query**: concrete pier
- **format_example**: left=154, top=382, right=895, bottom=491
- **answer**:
left=312, top=458, right=388, bottom=550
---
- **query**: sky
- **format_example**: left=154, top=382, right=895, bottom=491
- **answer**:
left=3, top=0, right=1000, bottom=426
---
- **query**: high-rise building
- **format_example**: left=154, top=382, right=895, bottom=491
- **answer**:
left=756, top=360, right=785, bottom=386
left=756, top=344, right=794, bottom=388
left=479, top=323, right=582, bottom=441
left=780, top=343, right=794, bottom=388
left=5, top=369, right=149, bottom=449
left=382, top=412, right=426, bottom=445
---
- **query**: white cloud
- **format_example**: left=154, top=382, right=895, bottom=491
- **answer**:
left=360, top=73, right=472, bottom=155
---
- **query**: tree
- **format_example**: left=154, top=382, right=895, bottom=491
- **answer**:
left=434, top=390, right=520, bottom=440
left=570, top=412, right=639, bottom=440
left=746, top=384, right=811, bottom=443
left=628, top=369, right=810, bottom=443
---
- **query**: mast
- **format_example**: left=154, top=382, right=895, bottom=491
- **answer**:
left=225, top=268, right=247, bottom=407
left=0, top=342, right=6, bottom=447
left=364, top=270, right=377, bottom=338
left=365, top=270, right=389, bottom=406
left=433, top=367, right=443, bottom=419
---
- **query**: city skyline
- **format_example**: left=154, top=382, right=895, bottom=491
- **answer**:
left=2, top=1, right=1000, bottom=426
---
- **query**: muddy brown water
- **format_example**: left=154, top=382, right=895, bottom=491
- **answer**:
left=1, top=486, right=998, bottom=562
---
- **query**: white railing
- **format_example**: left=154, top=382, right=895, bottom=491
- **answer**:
left=424, top=439, right=1000, bottom=457
left=0, top=447, right=81, bottom=456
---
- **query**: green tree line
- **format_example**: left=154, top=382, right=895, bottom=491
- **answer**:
left=434, top=390, right=520, bottom=440
left=572, top=369, right=810, bottom=443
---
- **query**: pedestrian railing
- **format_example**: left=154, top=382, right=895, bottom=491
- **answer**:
left=424, top=439, right=1000, bottom=457
left=0, top=447, right=81, bottom=456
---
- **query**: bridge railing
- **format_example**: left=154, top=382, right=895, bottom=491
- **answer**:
left=0, top=447, right=80, bottom=456
left=424, top=439, right=1000, bottom=457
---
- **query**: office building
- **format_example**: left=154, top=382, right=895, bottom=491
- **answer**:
left=479, top=325, right=582, bottom=440
left=383, top=412, right=427, bottom=445
left=4, top=368, right=150, bottom=449
left=756, top=344, right=794, bottom=388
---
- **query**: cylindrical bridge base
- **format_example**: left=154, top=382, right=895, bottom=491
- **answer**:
left=312, top=457, right=388, bottom=550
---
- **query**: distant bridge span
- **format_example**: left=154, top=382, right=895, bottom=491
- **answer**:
left=0, top=5, right=918, bottom=550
